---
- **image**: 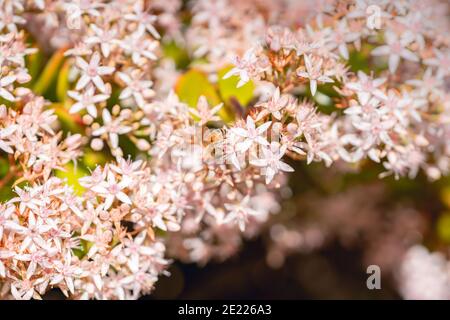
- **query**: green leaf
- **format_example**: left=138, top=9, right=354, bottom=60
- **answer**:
left=218, top=66, right=254, bottom=107
left=437, top=213, right=450, bottom=243
left=72, top=237, right=89, bottom=259
left=33, top=48, right=66, bottom=96
left=56, top=60, right=71, bottom=102
left=52, top=102, right=84, bottom=134
left=162, top=41, right=190, bottom=69
left=25, top=48, right=44, bottom=86
left=348, top=48, right=370, bottom=74
left=441, top=186, right=450, bottom=209
left=83, top=150, right=107, bottom=169
left=55, top=162, right=87, bottom=195
left=0, top=157, right=9, bottom=178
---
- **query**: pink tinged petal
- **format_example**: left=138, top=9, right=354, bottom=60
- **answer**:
left=92, top=76, right=106, bottom=92
left=67, top=91, right=82, bottom=101
left=338, top=44, right=349, bottom=59
left=69, top=102, right=84, bottom=114
left=87, top=244, right=98, bottom=258
left=304, top=55, right=312, bottom=72
left=119, top=88, right=132, bottom=100
left=98, top=66, right=115, bottom=75
left=153, top=215, right=167, bottom=231
left=87, top=104, right=98, bottom=118
left=0, top=261, right=5, bottom=277
left=26, top=261, right=37, bottom=280
left=76, top=75, right=91, bottom=90
left=388, top=54, right=400, bottom=73
left=20, top=237, right=32, bottom=252
left=230, top=153, right=241, bottom=170
left=91, top=184, right=108, bottom=194
left=92, top=94, right=109, bottom=103
left=134, top=94, right=145, bottom=107
left=76, top=57, right=89, bottom=70
left=318, top=76, right=333, bottom=83
left=307, top=152, right=314, bottom=164
left=116, top=192, right=132, bottom=205
left=278, top=161, right=294, bottom=172
left=230, top=127, right=248, bottom=138
left=11, top=286, right=21, bottom=300
left=23, top=288, right=35, bottom=300
left=128, top=254, right=139, bottom=273
left=246, top=116, right=255, bottom=130
left=344, top=106, right=361, bottom=115
left=0, top=75, right=16, bottom=86
left=103, top=195, right=114, bottom=210
left=102, top=109, right=112, bottom=122
left=118, top=126, right=132, bottom=134
left=66, top=277, right=75, bottom=294
left=0, top=88, right=15, bottom=101
left=237, top=78, right=249, bottom=88
left=223, top=68, right=238, bottom=80
left=250, top=159, right=268, bottom=167
left=368, top=149, right=381, bottom=163
left=371, top=45, right=390, bottom=56
left=297, top=71, right=309, bottom=79
left=50, top=274, right=64, bottom=285
left=90, top=52, right=101, bottom=66
left=93, top=274, right=103, bottom=290
left=255, top=136, right=269, bottom=146
left=256, top=121, right=272, bottom=134
left=0, top=125, right=16, bottom=138
left=109, top=133, right=119, bottom=149
left=0, top=141, right=13, bottom=153
left=346, top=82, right=362, bottom=91
left=400, top=49, right=419, bottom=62
left=210, top=103, right=223, bottom=115
left=310, top=80, right=317, bottom=96
left=237, top=139, right=253, bottom=152
left=4, top=221, right=26, bottom=233
left=265, top=167, right=276, bottom=184
left=101, top=44, right=110, bottom=58
left=373, top=78, right=386, bottom=87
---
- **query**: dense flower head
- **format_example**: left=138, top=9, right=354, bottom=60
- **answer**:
left=0, top=0, right=449, bottom=300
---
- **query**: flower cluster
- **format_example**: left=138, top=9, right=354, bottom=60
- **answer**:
left=0, top=173, right=169, bottom=300
left=0, top=0, right=449, bottom=300
left=224, top=0, right=450, bottom=180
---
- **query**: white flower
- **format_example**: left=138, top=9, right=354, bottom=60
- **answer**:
left=68, top=86, right=109, bottom=118
left=223, top=48, right=265, bottom=88
left=250, top=142, right=294, bottom=184
left=118, top=71, right=155, bottom=108
left=124, top=1, right=160, bottom=39
left=0, top=75, right=16, bottom=101
left=297, top=55, right=334, bottom=96
left=75, top=52, right=115, bottom=92
left=230, top=116, right=271, bottom=152
left=92, top=109, right=132, bottom=149
left=85, top=24, right=118, bottom=58
left=92, top=171, right=132, bottom=209
left=345, top=71, right=387, bottom=102
left=255, top=87, right=289, bottom=121
left=189, top=95, right=222, bottom=125
left=371, top=31, right=419, bottom=73
left=119, top=28, right=159, bottom=65
left=0, top=124, right=17, bottom=153
left=224, top=196, right=260, bottom=231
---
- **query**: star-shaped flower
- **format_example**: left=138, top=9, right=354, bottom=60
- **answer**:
left=75, top=52, right=115, bottom=92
